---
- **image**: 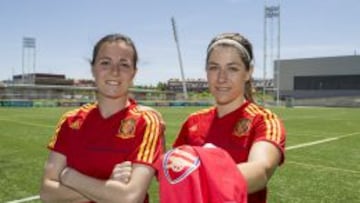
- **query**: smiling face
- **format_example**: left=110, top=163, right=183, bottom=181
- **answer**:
left=91, top=41, right=137, bottom=100
left=206, top=45, right=252, bottom=108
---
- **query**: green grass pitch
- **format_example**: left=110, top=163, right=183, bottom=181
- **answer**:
left=0, top=106, right=359, bottom=202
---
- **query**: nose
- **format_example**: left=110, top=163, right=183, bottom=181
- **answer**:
left=217, top=69, right=228, bottom=83
left=110, top=64, right=121, bottom=76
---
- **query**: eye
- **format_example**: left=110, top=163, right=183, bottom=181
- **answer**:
left=207, top=65, right=219, bottom=71
left=228, top=66, right=240, bottom=72
left=120, top=63, right=131, bottom=69
left=97, top=59, right=111, bottom=66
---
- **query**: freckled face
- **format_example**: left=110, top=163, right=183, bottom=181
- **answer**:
left=206, top=46, right=252, bottom=106
left=92, top=41, right=137, bottom=100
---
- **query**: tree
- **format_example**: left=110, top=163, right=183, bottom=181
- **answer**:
left=156, top=82, right=167, bottom=91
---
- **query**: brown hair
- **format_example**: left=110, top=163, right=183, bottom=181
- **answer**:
left=90, top=33, right=138, bottom=68
left=206, top=32, right=255, bottom=102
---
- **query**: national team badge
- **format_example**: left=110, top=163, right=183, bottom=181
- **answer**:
left=117, top=118, right=136, bottom=139
left=163, top=146, right=200, bottom=184
left=233, top=118, right=251, bottom=137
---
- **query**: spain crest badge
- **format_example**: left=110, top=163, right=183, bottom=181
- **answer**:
left=233, top=118, right=251, bottom=137
left=117, top=118, right=136, bottom=139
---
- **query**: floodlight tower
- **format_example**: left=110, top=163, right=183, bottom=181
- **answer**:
left=22, top=37, right=36, bottom=84
left=263, top=1, right=281, bottom=105
left=171, top=17, right=188, bottom=100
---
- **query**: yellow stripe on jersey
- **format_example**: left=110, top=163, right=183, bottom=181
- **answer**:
left=145, top=111, right=161, bottom=162
left=264, top=109, right=281, bottom=143
left=250, top=105, right=273, bottom=141
left=189, top=107, right=215, bottom=117
left=81, top=102, right=97, bottom=112
left=137, top=114, right=151, bottom=161
left=245, top=105, right=256, bottom=117
left=264, top=113, right=272, bottom=140
left=136, top=111, right=161, bottom=163
left=246, top=103, right=282, bottom=144
left=268, top=113, right=277, bottom=141
left=142, top=112, right=156, bottom=162
left=48, top=111, right=71, bottom=148
left=274, top=115, right=282, bottom=143
left=129, top=107, right=142, bottom=116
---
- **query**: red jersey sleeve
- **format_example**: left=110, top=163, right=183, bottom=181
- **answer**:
left=252, top=109, right=286, bottom=164
left=131, top=109, right=165, bottom=168
left=47, top=112, right=71, bottom=156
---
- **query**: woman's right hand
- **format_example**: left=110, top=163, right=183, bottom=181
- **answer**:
left=110, top=161, right=133, bottom=184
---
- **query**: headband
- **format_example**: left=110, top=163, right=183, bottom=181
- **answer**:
left=207, top=38, right=251, bottom=62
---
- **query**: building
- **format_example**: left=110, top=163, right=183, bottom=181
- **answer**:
left=274, top=55, right=360, bottom=106
left=12, top=73, right=74, bottom=86
left=167, top=78, right=208, bottom=93
left=0, top=73, right=176, bottom=106
left=253, top=78, right=273, bottom=92
left=167, top=77, right=273, bottom=95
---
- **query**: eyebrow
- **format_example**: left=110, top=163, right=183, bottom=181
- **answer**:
left=96, top=56, right=111, bottom=60
left=227, top=62, right=242, bottom=66
left=207, top=62, right=218, bottom=65
left=96, top=57, right=130, bottom=62
left=119, top=58, right=131, bottom=62
left=207, top=61, right=241, bottom=66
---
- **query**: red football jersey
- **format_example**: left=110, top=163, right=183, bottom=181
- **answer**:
left=157, top=145, right=247, bottom=203
left=48, top=99, right=165, bottom=203
left=173, top=101, right=286, bottom=203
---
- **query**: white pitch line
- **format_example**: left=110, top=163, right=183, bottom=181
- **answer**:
left=286, top=132, right=360, bottom=151
left=0, top=118, right=53, bottom=128
left=6, top=132, right=359, bottom=203
left=286, top=161, right=360, bottom=174
left=6, top=195, right=40, bottom=203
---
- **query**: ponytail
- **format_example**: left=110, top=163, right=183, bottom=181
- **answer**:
left=244, top=79, right=254, bottom=103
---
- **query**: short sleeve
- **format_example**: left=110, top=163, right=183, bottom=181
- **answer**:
left=47, top=113, right=70, bottom=156
left=132, top=109, right=166, bottom=168
left=253, top=111, right=286, bottom=164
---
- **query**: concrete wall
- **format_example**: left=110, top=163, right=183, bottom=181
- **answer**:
left=274, top=55, right=360, bottom=91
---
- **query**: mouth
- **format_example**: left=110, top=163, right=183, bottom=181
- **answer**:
left=215, top=87, right=231, bottom=92
left=105, top=80, right=121, bottom=86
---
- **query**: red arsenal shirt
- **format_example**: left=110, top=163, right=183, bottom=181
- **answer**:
left=173, top=101, right=286, bottom=203
left=48, top=99, right=165, bottom=203
left=157, top=145, right=247, bottom=203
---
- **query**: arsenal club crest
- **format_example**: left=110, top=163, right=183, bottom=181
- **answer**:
left=117, top=118, right=136, bottom=139
left=233, top=118, right=251, bottom=137
left=163, top=147, right=200, bottom=184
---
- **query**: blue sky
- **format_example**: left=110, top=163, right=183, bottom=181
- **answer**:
left=0, top=0, right=359, bottom=85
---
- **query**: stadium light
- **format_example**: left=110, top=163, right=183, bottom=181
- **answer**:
left=263, top=2, right=281, bottom=106
left=22, top=37, right=36, bottom=84
left=171, top=17, right=188, bottom=100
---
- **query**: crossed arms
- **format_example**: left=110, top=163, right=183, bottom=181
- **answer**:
left=40, top=151, right=154, bottom=203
